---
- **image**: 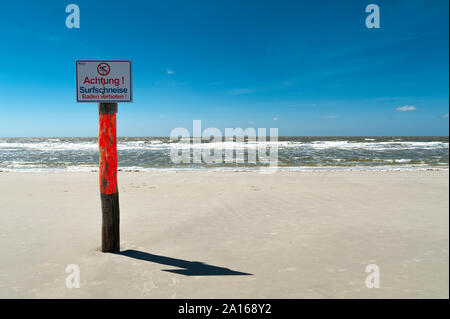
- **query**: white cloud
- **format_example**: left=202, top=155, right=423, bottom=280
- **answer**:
left=166, top=68, right=174, bottom=74
left=396, top=105, right=417, bottom=112
left=442, top=114, right=449, bottom=119
left=273, top=117, right=278, bottom=121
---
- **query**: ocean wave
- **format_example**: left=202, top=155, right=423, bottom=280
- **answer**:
left=0, top=140, right=448, bottom=151
left=291, top=141, right=449, bottom=150
left=1, top=137, right=448, bottom=171
left=1, top=165, right=448, bottom=173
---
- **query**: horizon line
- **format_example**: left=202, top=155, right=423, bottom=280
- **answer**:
left=1, top=135, right=449, bottom=138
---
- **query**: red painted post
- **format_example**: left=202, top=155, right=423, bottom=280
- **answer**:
left=98, top=102, right=120, bottom=252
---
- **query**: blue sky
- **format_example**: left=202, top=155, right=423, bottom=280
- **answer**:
left=0, top=0, right=448, bottom=136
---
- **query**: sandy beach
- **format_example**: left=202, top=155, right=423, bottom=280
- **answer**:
left=0, top=170, right=448, bottom=298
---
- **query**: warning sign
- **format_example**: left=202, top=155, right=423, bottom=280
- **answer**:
left=76, top=60, right=132, bottom=102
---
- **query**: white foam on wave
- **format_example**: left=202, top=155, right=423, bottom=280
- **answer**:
left=291, top=141, right=449, bottom=150
left=0, top=141, right=98, bottom=151
left=1, top=139, right=448, bottom=152
left=1, top=164, right=448, bottom=173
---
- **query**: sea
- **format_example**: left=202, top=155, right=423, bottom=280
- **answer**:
left=0, top=136, right=448, bottom=172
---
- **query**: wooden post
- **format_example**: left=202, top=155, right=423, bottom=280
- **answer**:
left=98, top=102, right=120, bottom=252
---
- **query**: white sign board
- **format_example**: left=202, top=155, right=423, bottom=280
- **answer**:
left=76, top=60, right=132, bottom=102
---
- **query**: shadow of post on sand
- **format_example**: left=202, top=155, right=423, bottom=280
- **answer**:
left=115, top=249, right=252, bottom=276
